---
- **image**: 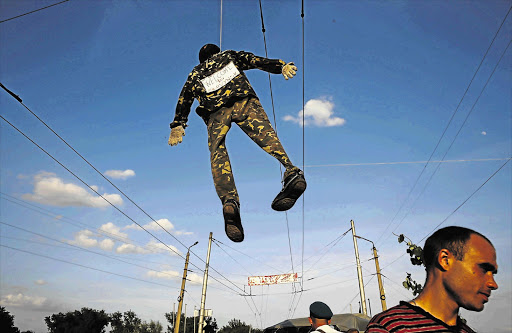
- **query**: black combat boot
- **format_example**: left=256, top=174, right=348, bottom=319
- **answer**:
left=271, top=170, right=307, bottom=211
left=223, top=199, right=244, bottom=242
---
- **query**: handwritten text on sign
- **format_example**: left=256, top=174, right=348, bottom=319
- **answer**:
left=248, top=273, right=298, bottom=286
left=201, top=62, right=240, bottom=93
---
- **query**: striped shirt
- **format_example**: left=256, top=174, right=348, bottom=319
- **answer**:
left=365, top=302, right=475, bottom=333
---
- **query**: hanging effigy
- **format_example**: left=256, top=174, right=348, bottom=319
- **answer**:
left=168, top=44, right=307, bottom=243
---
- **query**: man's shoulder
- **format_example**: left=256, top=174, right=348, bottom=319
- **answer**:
left=368, top=302, right=416, bottom=324
left=367, top=302, right=476, bottom=333
left=313, top=325, right=339, bottom=333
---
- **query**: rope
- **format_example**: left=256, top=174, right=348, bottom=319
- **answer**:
left=300, top=0, right=306, bottom=294
left=219, top=0, right=223, bottom=50
left=257, top=0, right=297, bottom=306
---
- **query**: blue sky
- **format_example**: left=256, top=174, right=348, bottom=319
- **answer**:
left=1, top=0, right=511, bottom=332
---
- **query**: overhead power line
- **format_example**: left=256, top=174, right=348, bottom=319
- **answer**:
left=340, top=275, right=376, bottom=313
left=387, top=38, right=512, bottom=238
left=305, top=157, right=511, bottom=168
left=0, top=84, right=257, bottom=297
left=0, top=221, right=186, bottom=281
left=212, top=238, right=286, bottom=274
left=0, top=0, right=70, bottom=24
left=300, top=0, right=306, bottom=301
left=418, top=158, right=511, bottom=242
left=257, top=0, right=301, bottom=315
left=0, top=115, right=249, bottom=297
left=375, top=5, right=512, bottom=246
left=380, top=157, right=511, bottom=271
left=0, top=83, right=194, bottom=254
left=0, top=243, right=176, bottom=289
left=0, top=115, right=185, bottom=259
left=302, top=228, right=351, bottom=275
left=0, top=194, right=189, bottom=267
left=212, top=239, right=254, bottom=277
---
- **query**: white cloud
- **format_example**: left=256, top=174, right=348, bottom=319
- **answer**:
left=2, top=293, right=47, bottom=308
left=174, top=230, right=194, bottom=236
left=146, top=239, right=181, bottom=256
left=99, top=238, right=115, bottom=251
left=115, top=239, right=181, bottom=256
left=22, top=172, right=123, bottom=208
left=481, top=131, right=487, bottom=135
left=69, top=230, right=99, bottom=248
left=147, top=270, right=180, bottom=279
left=34, top=279, right=47, bottom=285
left=104, top=169, right=135, bottom=180
left=116, top=243, right=151, bottom=254
left=99, top=222, right=128, bottom=239
left=1, top=293, right=63, bottom=312
left=125, top=218, right=174, bottom=232
left=147, top=270, right=202, bottom=284
left=68, top=229, right=116, bottom=251
left=284, top=97, right=346, bottom=127
left=125, top=218, right=193, bottom=236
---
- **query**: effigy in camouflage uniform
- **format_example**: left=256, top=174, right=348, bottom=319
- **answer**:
left=169, top=44, right=306, bottom=243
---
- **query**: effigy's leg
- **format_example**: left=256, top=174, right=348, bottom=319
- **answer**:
left=207, top=103, right=244, bottom=242
left=234, top=98, right=306, bottom=211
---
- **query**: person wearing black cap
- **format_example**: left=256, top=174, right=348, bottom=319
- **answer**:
left=168, top=43, right=307, bottom=243
left=309, top=301, right=339, bottom=333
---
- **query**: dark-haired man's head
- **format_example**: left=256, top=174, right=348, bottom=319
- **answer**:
left=423, top=226, right=493, bottom=274
left=423, top=226, right=498, bottom=312
left=199, top=44, right=220, bottom=63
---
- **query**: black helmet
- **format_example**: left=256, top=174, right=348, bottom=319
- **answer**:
left=199, top=44, right=220, bottom=63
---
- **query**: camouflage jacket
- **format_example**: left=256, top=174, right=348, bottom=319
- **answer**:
left=170, top=50, right=286, bottom=128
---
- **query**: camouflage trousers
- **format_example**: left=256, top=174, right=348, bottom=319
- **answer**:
left=207, top=97, right=299, bottom=204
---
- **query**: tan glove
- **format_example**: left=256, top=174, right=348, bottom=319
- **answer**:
left=168, top=125, right=185, bottom=146
left=282, top=62, right=297, bottom=80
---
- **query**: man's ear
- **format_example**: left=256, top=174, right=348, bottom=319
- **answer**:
left=328, top=319, right=331, bottom=325
left=437, top=248, right=452, bottom=271
left=308, top=317, right=313, bottom=325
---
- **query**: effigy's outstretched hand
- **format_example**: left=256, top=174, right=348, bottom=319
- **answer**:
left=282, top=62, right=297, bottom=80
left=168, top=125, right=185, bottom=146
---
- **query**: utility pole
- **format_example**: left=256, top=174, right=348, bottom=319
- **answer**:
left=354, top=228, right=388, bottom=313
left=198, top=232, right=213, bottom=333
left=184, top=304, right=187, bottom=333
left=174, top=241, right=198, bottom=333
left=372, top=246, right=387, bottom=311
left=351, top=220, right=368, bottom=316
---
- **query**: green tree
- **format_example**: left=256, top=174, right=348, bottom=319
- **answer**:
left=110, top=310, right=142, bottom=333
left=141, top=320, right=164, bottom=333
left=44, top=307, right=110, bottom=333
left=111, top=310, right=163, bottom=333
left=0, top=306, right=20, bottom=333
left=218, top=319, right=260, bottom=333
left=397, top=233, right=424, bottom=296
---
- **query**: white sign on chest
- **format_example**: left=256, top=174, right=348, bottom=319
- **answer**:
left=200, top=62, right=240, bottom=93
